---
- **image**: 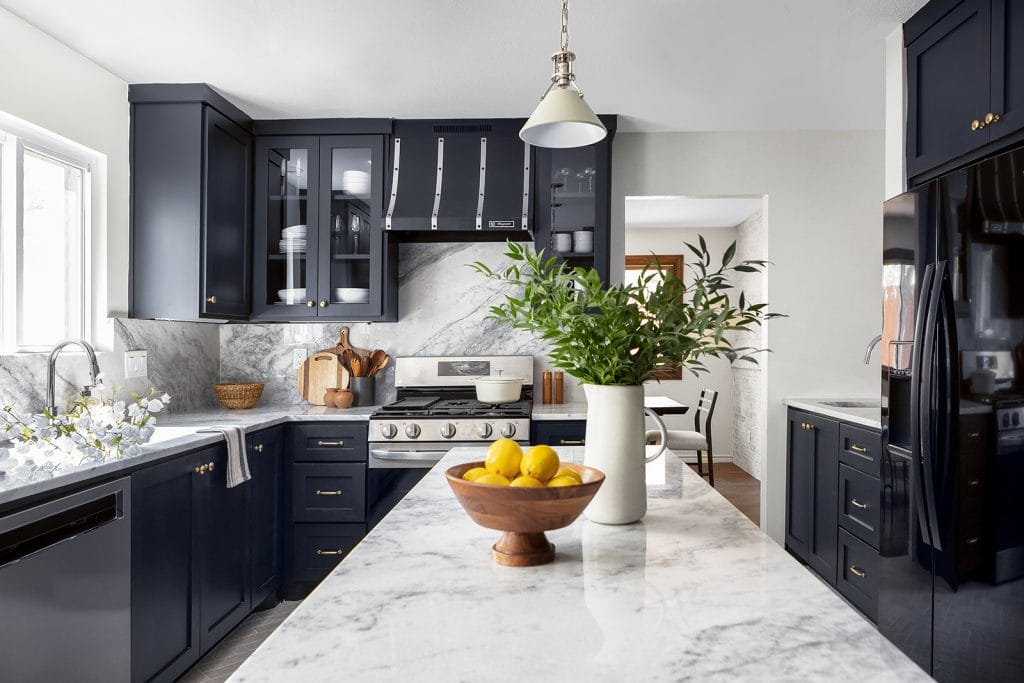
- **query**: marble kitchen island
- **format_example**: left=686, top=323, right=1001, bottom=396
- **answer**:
left=230, top=447, right=927, bottom=682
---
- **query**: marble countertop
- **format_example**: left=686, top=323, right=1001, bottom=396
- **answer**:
left=230, top=446, right=926, bottom=682
left=783, top=398, right=883, bottom=429
left=532, top=396, right=687, bottom=420
left=0, top=405, right=378, bottom=509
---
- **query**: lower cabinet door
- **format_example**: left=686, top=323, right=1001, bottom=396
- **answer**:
left=837, top=528, right=879, bottom=622
left=131, top=450, right=204, bottom=683
left=198, top=446, right=252, bottom=653
left=532, top=420, right=587, bottom=447
left=250, top=428, right=283, bottom=607
left=289, top=523, right=366, bottom=585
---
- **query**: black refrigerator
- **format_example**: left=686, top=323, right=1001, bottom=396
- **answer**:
left=880, top=143, right=1024, bottom=681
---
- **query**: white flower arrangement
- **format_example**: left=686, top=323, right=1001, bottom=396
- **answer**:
left=0, top=378, right=170, bottom=468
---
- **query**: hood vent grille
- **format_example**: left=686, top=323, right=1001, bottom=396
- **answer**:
left=433, top=123, right=492, bottom=134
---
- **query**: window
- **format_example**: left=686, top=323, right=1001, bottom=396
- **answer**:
left=0, top=116, right=93, bottom=352
left=624, top=253, right=686, bottom=380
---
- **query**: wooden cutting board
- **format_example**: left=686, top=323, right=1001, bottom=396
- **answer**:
left=296, top=352, right=350, bottom=405
left=330, top=326, right=371, bottom=361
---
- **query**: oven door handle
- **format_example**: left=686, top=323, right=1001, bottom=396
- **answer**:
left=369, top=449, right=450, bottom=461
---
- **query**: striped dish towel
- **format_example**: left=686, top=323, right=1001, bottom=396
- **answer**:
left=198, top=426, right=251, bottom=488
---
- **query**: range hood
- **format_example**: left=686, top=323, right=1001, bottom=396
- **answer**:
left=385, top=120, right=533, bottom=233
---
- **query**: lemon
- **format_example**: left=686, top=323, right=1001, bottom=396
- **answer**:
left=462, top=466, right=491, bottom=482
left=485, top=438, right=523, bottom=479
left=510, top=475, right=544, bottom=487
left=520, top=444, right=560, bottom=482
left=554, top=466, right=583, bottom=484
left=546, top=475, right=580, bottom=487
left=475, top=473, right=511, bottom=486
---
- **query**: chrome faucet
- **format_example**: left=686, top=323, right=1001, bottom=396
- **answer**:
left=863, top=334, right=883, bottom=364
left=46, top=339, right=101, bottom=415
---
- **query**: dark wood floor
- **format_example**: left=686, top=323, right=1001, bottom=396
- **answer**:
left=689, top=462, right=761, bottom=526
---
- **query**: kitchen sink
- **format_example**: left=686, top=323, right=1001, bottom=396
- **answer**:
left=818, top=400, right=880, bottom=408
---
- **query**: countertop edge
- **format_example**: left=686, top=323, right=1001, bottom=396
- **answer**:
left=783, top=399, right=882, bottom=430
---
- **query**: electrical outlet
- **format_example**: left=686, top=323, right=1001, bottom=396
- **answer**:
left=124, top=350, right=148, bottom=379
left=292, top=348, right=307, bottom=370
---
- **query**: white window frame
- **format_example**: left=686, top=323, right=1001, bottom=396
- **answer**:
left=0, top=114, right=97, bottom=353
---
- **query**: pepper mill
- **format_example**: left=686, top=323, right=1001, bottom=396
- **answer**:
left=542, top=371, right=552, bottom=404
left=553, top=372, right=564, bottom=404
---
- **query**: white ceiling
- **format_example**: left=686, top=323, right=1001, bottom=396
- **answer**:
left=0, top=0, right=928, bottom=132
left=626, top=195, right=763, bottom=229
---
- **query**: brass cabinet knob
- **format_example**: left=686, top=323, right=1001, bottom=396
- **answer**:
left=206, top=295, right=217, bottom=304
left=971, top=119, right=981, bottom=131
left=985, top=112, right=996, bottom=124
left=195, top=465, right=204, bottom=474
left=306, top=300, right=315, bottom=308
left=208, top=461, right=215, bottom=471
left=320, top=300, right=328, bottom=308
left=254, top=443, right=264, bottom=453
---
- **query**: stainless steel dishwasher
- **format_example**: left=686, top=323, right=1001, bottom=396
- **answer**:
left=0, top=477, right=131, bottom=681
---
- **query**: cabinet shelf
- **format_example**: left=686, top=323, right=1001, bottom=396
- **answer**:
left=269, top=194, right=308, bottom=201
left=331, top=192, right=371, bottom=201
left=552, top=192, right=596, bottom=199
left=268, top=254, right=307, bottom=261
left=331, top=254, right=371, bottom=261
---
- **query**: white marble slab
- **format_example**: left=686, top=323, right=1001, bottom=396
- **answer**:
left=784, top=398, right=883, bottom=429
left=0, top=405, right=377, bottom=508
left=229, top=447, right=926, bottom=682
left=532, top=395, right=687, bottom=421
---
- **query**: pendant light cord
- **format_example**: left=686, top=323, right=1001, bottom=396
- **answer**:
left=561, top=0, right=570, bottom=53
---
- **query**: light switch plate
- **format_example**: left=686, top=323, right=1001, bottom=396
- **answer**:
left=292, top=348, right=307, bottom=370
left=125, top=350, right=148, bottom=379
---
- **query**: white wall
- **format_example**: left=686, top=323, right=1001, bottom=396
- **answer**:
left=611, top=131, right=884, bottom=542
left=0, top=7, right=130, bottom=324
left=884, top=28, right=906, bottom=200
left=625, top=226, right=737, bottom=459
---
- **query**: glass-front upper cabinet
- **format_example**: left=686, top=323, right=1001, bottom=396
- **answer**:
left=253, top=134, right=387, bottom=320
left=317, top=135, right=384, bottom=317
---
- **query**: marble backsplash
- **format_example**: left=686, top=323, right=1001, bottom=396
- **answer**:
left=221, top=242, right=578, bottom=405
left=0, top=318, right=219, bottom=415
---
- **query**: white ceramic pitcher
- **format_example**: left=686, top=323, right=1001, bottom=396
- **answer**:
left=582, top=384, right=668, bottom=524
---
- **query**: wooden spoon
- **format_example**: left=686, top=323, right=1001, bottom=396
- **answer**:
left=372, top=353, right=390, bottom=377
left=348, top=353, right=363, bottom=378
left=367, top=349, right=387, bottom=376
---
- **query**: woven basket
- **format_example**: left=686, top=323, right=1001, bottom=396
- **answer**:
left=214, top=382, right=264, bottom=410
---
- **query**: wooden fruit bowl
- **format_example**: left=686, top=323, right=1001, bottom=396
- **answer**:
left=445, top=461, right=605, bottom=567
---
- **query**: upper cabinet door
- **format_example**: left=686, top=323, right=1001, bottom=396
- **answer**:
left=202, top=107, right=252, bottom=318
left=906, top=0, right=992, bottom=179
left=990, top=0, right=1024, bottom=139
left=316, top=135, right=385, bottom=317
left=253, top=137, right=320, bottom=319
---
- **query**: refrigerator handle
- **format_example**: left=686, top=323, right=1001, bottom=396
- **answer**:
left=920, top=260, right=946, bottom=552
left=910, top=263, right=935, bottom=547
left=937, top=268, right=958, bottom=508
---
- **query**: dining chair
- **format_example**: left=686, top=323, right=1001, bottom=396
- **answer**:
left=645, top=389, right=719, bottom=486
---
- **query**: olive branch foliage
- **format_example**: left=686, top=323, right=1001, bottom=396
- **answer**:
left=470, top=239, right=783, bottom=386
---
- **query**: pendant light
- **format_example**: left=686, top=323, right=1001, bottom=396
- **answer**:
left=519, top=0, right=607, bottom=148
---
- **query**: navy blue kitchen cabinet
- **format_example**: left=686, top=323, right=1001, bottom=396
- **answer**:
left=252, top=132, right=397, bottom=321
left=532, top=116, right=615, bottom=283
left=283, top=423, right=369, bottom=599
left=131, top=448, right=205, bottom=682
left=785, top=410, right=839, bottom=584
left=250, top=428, right=284, bottom=608
left=906, top=0, right=1024, bottom=182
left=532, top=419, right=587, bottom=447
left=129, top=84, right=253, bottom=321
left=131, top=439, right=259, bottom=682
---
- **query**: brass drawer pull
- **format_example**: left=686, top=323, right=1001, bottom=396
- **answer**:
left=316, top=549, right=343, bottom=556
left=850, top=498, right=868, bottom=510
left=315, top=489, right=343, bottom=496
left=318, top=440, right=343, bottom=447
left=849, top=565, right=866, bottom=578
left=966, top=537, right=980, bottom=545
left=559, top=439, right=585, bottom=446
left=254, top=443, right=264, bottom=453
left=967, top=431, right=981, bottom=439
left=967, top=478, right=980, bottom=487
left=850, top=444, right=868, bottom=454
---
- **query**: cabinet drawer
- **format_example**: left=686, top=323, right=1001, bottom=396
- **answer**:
left=837, top=528, right=878, bottom=622
left=288, top=523, right=365, bottom=585
left=291, top=463, right=366, bottom=522
left=532, top=420, right=587, bottom=447
left=291, top=423, right=368, bottom=462
left=838, top=464, right=880, bottom=547
left=838, top=423, right=880, bottom=477
left=959, top=416, right=988, bottom=454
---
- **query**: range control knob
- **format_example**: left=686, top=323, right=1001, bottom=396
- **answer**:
left=440, top=423, right=457, bottom=439
left=476, top=423, right=493, bottom=439
left=405, top=424, right=422, bottom=439
left=500, top=423, right=517, bottom=438
left=380, top=423, right=398, bottom=439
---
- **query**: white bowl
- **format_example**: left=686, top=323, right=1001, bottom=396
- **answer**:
left=277, top=288, right=307, bottom=304
left=335, top=287, right=370, bottom=303
left=282, top=224, right=307, bottom=235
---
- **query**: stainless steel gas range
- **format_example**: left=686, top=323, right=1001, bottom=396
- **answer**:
left=367, top=355, right=534, bottom=469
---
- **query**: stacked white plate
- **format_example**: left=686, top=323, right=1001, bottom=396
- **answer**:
left=280, top=224, right=307, bottom=254
left=572, top=230, right=594, bottom=254
left=341, top=170, right=370, bottom=196
left=277, top=288, right=307, bottom=304
left=335, top=287, right=370, bottom=304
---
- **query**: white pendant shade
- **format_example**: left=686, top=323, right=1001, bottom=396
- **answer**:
left=519, top=87, right=607, bottom=148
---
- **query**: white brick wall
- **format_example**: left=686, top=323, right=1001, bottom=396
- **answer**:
left=731, top=211, right=766, bottom=479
